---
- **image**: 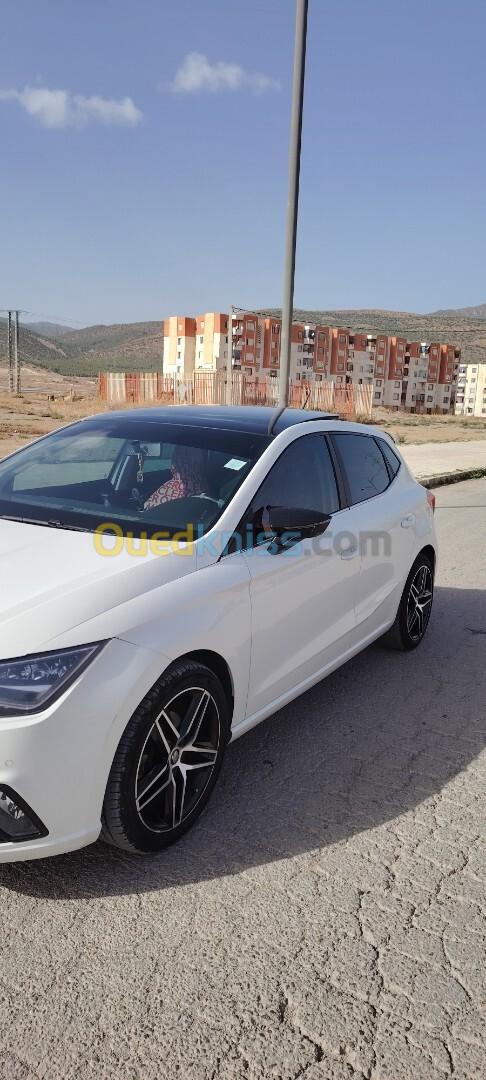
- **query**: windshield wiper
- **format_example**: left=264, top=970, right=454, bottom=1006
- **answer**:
left=1, top=515, right=92, bottom=533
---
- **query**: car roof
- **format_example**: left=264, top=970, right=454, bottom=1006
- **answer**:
left=83, top=404, right=339, bottom=437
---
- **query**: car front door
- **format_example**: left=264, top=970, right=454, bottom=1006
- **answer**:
left=240, top=431, right=360, bottom=720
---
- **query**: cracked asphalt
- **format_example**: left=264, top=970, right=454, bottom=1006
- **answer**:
left=1, top=477, right=485, bottom=1080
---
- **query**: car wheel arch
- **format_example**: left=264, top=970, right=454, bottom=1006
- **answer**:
left=416, top=543, right=436, bottom=574
left=160, top=649, right=235, bottom=729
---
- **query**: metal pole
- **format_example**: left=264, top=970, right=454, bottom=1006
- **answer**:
left=7, top=311, right=13, bottom=394
left=278, top=0, right=309, bottom=409
left=14, top=310, right=21, bottom=394
left=226, top=306, right=233, bottom=405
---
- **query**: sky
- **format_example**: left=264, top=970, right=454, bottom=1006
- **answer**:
left=0, top=0, right=485, bottom=326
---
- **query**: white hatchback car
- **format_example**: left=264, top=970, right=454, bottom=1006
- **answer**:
left=0, top=405, right=436, bottom=862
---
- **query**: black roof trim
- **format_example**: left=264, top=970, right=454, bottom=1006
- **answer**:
left=81, top=404, right=338, bottom=437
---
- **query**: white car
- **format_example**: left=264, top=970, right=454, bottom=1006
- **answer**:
left=0, top=406, right=436, bottom=862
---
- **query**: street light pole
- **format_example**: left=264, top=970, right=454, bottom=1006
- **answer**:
left=278, top=0, right=309, bottom=409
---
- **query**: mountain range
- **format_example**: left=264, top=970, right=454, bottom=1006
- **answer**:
left=428, top=303, right=486, bottom=319
left=2, top=305, right=486, bottom=379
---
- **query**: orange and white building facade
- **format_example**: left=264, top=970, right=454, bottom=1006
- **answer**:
left=455, top=362, right=486, bottom=417
left=163, top=313, right=229, bottom=376
left=162, top=311, right=460, bottom=413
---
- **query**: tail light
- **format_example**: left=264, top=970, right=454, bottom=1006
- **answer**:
left=426, top=490, right=436, bottom=514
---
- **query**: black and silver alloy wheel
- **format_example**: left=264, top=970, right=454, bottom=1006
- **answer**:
left=406, top=563, right=433, bottom=644
left=102, top=660, right=229, bottom=853
left=135, top=686, right=220, bottom=833
left=383, top=551, right=434, bottom=651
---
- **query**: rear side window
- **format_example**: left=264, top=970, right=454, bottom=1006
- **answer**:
left=332, top=433, right=390, bottom=505
left=377, top=438, right=401, bottom=479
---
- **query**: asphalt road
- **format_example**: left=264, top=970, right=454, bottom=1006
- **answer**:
left=1, top=479, right=485, bottom=1080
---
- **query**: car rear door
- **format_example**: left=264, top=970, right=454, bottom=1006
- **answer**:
left=330, top=432, right=418, bottom=636
left=239, top=431, right=360, bottom=719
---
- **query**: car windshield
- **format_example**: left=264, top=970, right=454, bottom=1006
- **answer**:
left=0, top=418, right=270, bottom=538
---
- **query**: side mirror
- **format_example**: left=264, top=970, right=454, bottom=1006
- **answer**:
left=265, top=505, right=331, bottom=550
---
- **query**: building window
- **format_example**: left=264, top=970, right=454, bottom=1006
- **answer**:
left=297, top=345, right=303, bottom=352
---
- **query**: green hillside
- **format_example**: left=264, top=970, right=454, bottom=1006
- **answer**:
left=0, top=318, right=164, bottom=377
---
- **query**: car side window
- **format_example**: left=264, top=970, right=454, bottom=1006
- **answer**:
left=238, top=433, right=339, bottom=548
left=332, top=433, right=390, bottom=505
left=377, top=438, right=401, bottom=479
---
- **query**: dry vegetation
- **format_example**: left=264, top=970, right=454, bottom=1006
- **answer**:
left=371, top=407, right=486, bottom=445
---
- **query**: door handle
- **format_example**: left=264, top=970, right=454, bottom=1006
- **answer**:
left=341, top=545, right=359, bottom=560
left=401, top=514, right=416, bottom=529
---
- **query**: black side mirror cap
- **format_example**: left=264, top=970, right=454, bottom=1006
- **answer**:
left=267, top=506, right=331, bottom=542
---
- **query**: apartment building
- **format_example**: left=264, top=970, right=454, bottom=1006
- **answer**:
left=163, top=313, right=229, bottom=375
left=455, top=362, right=486, bottom=416
left=233, top=313, right=263, bottom=375
left=163, top=316, right=196, bottom=375
left=163, top=310, right=460, bottom=412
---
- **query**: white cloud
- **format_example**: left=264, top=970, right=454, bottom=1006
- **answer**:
left=169, top=52, right=280, bottom=95
left=0, top=86, right=143, bottom=129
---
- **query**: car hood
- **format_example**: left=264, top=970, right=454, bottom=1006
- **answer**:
left=0, top=519, right=197, bottom=659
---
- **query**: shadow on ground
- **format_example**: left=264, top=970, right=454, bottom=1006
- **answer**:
left=1, top=584, right=485, bottom=900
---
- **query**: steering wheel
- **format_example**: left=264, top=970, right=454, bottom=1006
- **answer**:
left=99, top=484, right=144, bottom=511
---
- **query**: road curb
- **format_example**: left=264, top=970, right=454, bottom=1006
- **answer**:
left=419, top=466, right=486, bottom=489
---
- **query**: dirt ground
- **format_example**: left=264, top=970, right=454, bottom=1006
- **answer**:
left=1, top=386, right=486, bottom=459
left=373, top=407, right=486, bottom=446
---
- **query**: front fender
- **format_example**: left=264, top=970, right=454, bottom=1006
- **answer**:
left=116, top=552, right=252, bottom=734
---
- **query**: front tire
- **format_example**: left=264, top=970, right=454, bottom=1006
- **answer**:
left=383, top=553, right=434, bottom=651
left=101, top=660, right=229, bottom=854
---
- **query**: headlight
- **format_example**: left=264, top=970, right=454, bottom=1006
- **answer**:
left=0, top=643, right=105, bottom=717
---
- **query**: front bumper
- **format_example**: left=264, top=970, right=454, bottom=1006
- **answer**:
left=0, top=637, right=171, bottom=862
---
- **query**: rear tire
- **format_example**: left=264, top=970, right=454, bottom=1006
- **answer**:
left=382, top=553, right=434, bottom=651
left=101, top=660, right=230, bottom=854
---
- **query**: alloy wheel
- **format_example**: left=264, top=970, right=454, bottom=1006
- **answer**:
left=406, top=563, right=433, bottom=643
left=134, top=686, right=221, bottom=833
